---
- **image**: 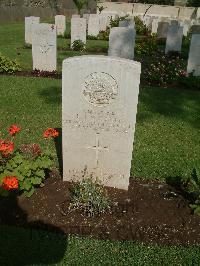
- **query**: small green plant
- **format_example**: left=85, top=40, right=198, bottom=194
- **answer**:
left=97, top=5, right=105, bottom=14
left=69, top=177, right=111, bottom=217
left=87, top=35, right=99, bottom=40
left=0, top=53, right=21, bottom=74
left=71, top=40, right=86, bottom=52
left=181, top=169, right=200, bottom=215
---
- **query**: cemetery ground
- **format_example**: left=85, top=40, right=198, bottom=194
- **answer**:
left=0, top=20, right=200, bottom=265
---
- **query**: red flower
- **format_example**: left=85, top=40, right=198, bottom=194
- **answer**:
left=8, top=125, right=20, bottom=136
left=2, top=176, right=19, bottom=190
left=0, top=140, right=14, bottom=156
left=43, top=128, right=59, bottom=138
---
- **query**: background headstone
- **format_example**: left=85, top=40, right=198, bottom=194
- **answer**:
left=187, top=34, right=200, bottom=76
left=174, top=0, right=187, bottom=7
left=32, top=23, right=57, bottom=71
left=71, top=18, right=87, bottom=47
left=157, top=21, right=170, bottom=38
left=25, top=16, right=40, bottom=45
left=62, top=55, right=141, bottom=190
left=165, top=21, right=183, bottom=53
left=88, top=15, right=100, bottom=37
left=55, top=15, right=66, bottom=36
left=108, top=27, right=136, bottom=60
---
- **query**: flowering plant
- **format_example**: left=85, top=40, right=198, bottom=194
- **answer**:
left=0, top=125, right=59, bottom=197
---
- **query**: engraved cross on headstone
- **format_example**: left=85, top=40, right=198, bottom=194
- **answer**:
left=87, top=133, right=109, bottom=168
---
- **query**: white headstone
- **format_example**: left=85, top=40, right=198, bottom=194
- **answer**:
left=88, top=15, right=100, bottom=37
left=25, top=16, right=40, bottom=45
left=72, top=14, right=80, bottom=18
left=108, top=27, right=136, bottom=60
left=151, top=18, right=160, bottom=34
left=180, top=20, right=190, bottom=36
left=83, top=13, right=90, bottom=25
left=71, top=18, right=87, bottom=47
left=187, top=34, right=200, bottom=76
left=165, top=21, right=183, bottom=54
left=55, top=15, right=66, bottom=36
left=99, top=14, right=109, bottom=32
left=32, top=23, right=57, bottom=71
left=62, top=56, right=141, bottom=190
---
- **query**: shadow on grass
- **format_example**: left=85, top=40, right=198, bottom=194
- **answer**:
left=0, top=193, right=67, bottom=266
left=138, top=86, right=200, bottom=129
left=38, top=85, right=61, bottom=105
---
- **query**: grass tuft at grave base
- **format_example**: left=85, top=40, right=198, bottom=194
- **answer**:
left=1, top=224, right=200, bottom=265
left=0, top=75, right=199, bottom=180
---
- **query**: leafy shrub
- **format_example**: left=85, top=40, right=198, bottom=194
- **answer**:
left=109, top=15, right=128, bottom=28
left=64, top=31, right=71, bottom=39
left=0, top=125, right=59, bottom=197
left=134, top=16, right=150, bottom=36
left=69, top=177, right=111, bottom=217
left=98, top=30, right=110, bottom=41
left=179, top=169, right=200, bottom=215
left=0, top=53, right=21, bottom=74
left=142, top=53, right=185, bottom=85
left=135, top=35, right=157, bottom=56
left=71, top=40, right=86, bottom=51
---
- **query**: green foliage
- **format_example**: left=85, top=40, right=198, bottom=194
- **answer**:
left=0, top=52, right=21, bottom=73
left=71, top=40, right=86, bottom=52
left=87, top=35, right=99, bottom=40
left=135, top=35, right=157, bottom=56
left=134, top=16, right=150, bottom=36
left=0, top=150, right=54, bottom=197
left=142, top=53, right=185, bottom=85
left=109, top=15, right=128, bottom=28
left=73, top=0, right=87, bottom=15
left=98, top=30, right=110, bottom=41
left=69, top=177, right=111, bottom=217
left=97, top=5, right=105, bottom=14
left=181, top=169, right=200, bottom=215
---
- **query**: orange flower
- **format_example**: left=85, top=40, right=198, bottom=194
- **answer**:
left=2, top=176, right=19, bottom=190
left=43, top=128, right=59, bottom=138
left=0, top=140, right=14, bottom=156
left=8, top=125, right=21, bottom=136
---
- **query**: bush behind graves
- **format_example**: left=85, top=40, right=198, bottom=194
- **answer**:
left=134, top=16, right=150, bottom=36
left=135, top=35, right=157, bottom=56
left=0, top=53, right=21, bottom=74
left=142, top=53, right=185, bottom=85
left=0, top=126, right=59, bottom=197
left=69, top=177, right=111, bottom=217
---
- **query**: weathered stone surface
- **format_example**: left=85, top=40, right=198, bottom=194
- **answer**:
left=178, top=7, right=196, bottom=20
left=71, top=18, right=86, bottom=47
left=55, top=15, right=66, bottom=36
left=99, top=14, right=109, bottom=32
left=108, top=27, right=136, bottom=60
left=165, top=21, right=183, bottom=53
left=62, top=55, right=141, bottom=190
left=151, top=18, right=160, bottom=34
left=174, top=0, right=187, bottom=7
left=88, top=14, right=100, bottom=36
left=157, top=21, right=170, bottom=38
left=187, top=34, right=200, bottom=76
left=119, top=18, right=135, bottom=28
left=32, top=23, right=57, bottom=71
left=25, top=16, right=40, bottom=45
left=180, top=20, right=190, bottom=36
left=72, top=14, right=80, bottom=18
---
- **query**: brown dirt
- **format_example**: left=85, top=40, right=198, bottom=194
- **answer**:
left=0, top=177, right=200, bottom=246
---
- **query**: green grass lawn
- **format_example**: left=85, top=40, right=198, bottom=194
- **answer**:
left=1, top=224, right=200, bottom=266
left=0, top=21, right=199, bottom=265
